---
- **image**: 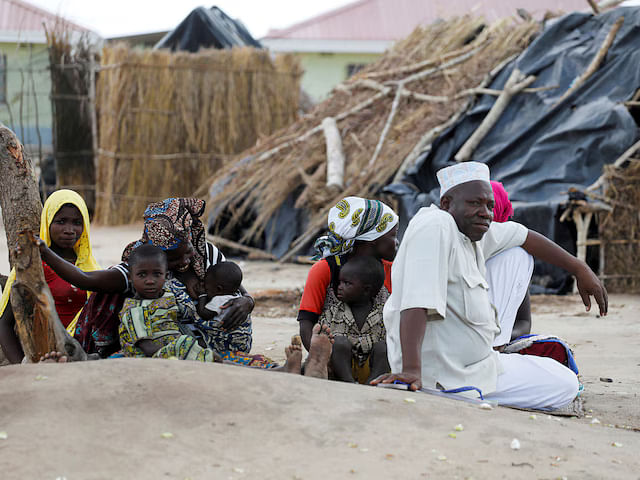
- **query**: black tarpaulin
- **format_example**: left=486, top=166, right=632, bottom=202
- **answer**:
left=387, top=8, right=640, bottom=292
left=155, top=6, right=261, bottom=52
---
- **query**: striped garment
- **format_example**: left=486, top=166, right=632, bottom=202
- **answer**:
left=119, top=291, right=219, bottom=362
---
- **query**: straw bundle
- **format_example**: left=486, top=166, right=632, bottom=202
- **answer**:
left=47, top=29, right=96, bottom=212
left=94, top=45, right=302, bottom=224
left=598, top=161, right=640, bottom=293
left=203, top=16, right=539, bottom=257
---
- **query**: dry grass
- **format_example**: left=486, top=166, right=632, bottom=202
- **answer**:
left=203, top=15, right=539, bottom=256
left=598, top=161, right=640, bottom=293
left=94, top=45, right=302, bottom=224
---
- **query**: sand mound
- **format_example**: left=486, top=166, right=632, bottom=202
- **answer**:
left=1, top=358, right=638, bottom=479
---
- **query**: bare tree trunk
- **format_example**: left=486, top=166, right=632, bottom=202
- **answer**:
left=0, top=126, right=87, bottom=362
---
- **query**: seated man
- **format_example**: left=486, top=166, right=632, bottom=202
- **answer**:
left=372, top=162, right=607, bottom=410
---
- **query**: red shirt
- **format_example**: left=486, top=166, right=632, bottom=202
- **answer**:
left=43, top=262, right=87, bottom=328
left=299, top=258, right=392, bottom=315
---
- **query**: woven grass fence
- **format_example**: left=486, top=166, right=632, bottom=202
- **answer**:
left=94, top=45, right=302, bottom=224
left=202, top=16, right=539, bottom=259
left=47, top=30, right=96, bottom=213
left=598, top=160, right=640, bottom=293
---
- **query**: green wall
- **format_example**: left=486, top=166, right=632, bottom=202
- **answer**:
left=296, top=52, right=381, bottom=102
left=0, top=42, right=52, bottom=154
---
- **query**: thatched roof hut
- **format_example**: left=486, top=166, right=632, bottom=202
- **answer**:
left=203, top=15, right=540, bottom=258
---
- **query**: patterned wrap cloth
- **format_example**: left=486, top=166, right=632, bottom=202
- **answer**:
left=313, top=197, right=398, bottom=260
left=119, top=290, right=219, bottom=362
left=122, top=198, right=208, bottom=281
left=319, top=286, right=389, bottom=367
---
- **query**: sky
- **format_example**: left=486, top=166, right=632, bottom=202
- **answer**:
left=27, top=0, right=353, bottom=39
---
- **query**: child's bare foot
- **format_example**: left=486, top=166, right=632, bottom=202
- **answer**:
left=39, top=351, right=68, bottom=363
left=304, top=324, right=334, bottom=379
left=282, top=343, right=303, bottom=374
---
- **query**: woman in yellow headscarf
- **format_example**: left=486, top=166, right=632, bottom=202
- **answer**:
left=0, top=190, right=100, bottom=363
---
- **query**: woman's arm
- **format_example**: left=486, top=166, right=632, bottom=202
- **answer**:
left=0, top=304, right=24, bottom=363
left=40, top=242, right=127, bottom=293
left=522, top=230, right=608, bottom=315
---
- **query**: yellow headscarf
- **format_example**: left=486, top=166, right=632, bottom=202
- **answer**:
left=0, top=190, right=100, bottom=334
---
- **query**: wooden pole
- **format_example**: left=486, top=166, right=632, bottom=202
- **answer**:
left=321, top=117, right=346, bottom=189
left=0, top=126, right=87, bottom=362
left=455, top=68, right=536, bottom=162
left=554, top=16, right=623, bottom=107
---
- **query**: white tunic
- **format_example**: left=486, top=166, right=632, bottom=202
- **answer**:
left=384, top=205, right=528, bottom=395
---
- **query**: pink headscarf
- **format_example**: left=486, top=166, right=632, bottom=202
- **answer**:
left=491, top=181, right=514, bottom=223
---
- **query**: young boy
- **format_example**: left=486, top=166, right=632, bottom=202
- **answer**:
left=318, top=255, right=390, bottom=384
left=196, top=261, right=243, bottom=322
left=119, top=243, right=220, bottom=362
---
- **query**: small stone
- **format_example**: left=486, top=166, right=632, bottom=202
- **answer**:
left=404, top=398, right=416, bottom=404
left=599, top=377, right=613, bottom=383
left=437, top=455, right=447, bottom=461
left=359, top=448, right=369, bottom=453
left=479, top=403, right=493, bottom=410
left=233, top=467, right=244, bottom=473
left=590, top=418, right=601, bottom=424
left=160, top=432, right=174, bottom=439
left=448, top=433, right=457, bottom=439
left=0, top=431, right=7, bottom=440
left=454, top=424, right=464, bottom=431
left=510, top=438, right=521, bottom=450
left=611, top=442, right=623, bottom=448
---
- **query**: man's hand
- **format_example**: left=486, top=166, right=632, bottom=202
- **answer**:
left=370, top=371, right=422, bottom=391
left=522, top=230, right=609, bottom=316
left=575, top=262, right=608, bottom=316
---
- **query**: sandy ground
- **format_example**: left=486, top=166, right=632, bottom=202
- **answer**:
left=1, top=223, right=639, bottom=478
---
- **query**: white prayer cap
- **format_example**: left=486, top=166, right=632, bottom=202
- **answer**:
left=437, top=162, right=491, bottom=198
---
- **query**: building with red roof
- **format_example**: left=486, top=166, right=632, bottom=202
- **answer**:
left=262, top=0, right=589, bottom=101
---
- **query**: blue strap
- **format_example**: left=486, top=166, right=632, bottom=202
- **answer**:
left=441, top=386, right=484, bottom=400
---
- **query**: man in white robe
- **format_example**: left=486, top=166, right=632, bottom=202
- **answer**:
left=373, top=162, right=607, bottom=410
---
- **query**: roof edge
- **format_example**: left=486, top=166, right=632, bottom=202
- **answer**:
left=263, top=0, right=370, bottom=38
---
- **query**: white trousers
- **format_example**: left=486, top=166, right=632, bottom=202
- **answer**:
left=485, top=353, right=579, bottom=410
left=485, top=247, right=578, bottom=410
left=485, top=247, right=534, bottom=346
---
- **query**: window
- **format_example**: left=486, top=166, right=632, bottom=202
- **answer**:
left=346, top=63, right=366, bottom=78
